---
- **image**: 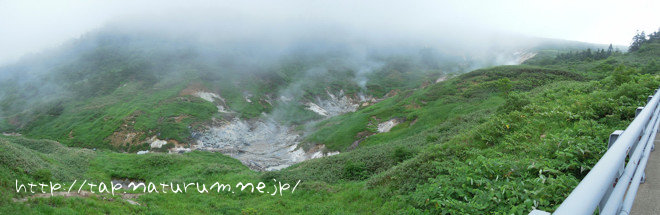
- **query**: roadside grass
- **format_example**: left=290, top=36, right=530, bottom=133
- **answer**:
left=0, top=136, right=404, bottom=215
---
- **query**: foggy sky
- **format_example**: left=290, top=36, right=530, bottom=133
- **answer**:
left=0, top=0, right=658, bottom=66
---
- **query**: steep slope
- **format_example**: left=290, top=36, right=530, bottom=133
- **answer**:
left=0, top=35, right=658, bottom=214
left=273, top=38, right=660, bottom=213
left=0, top=29, right=610, bottom=171
left=0, top=31, right=446, bottom=150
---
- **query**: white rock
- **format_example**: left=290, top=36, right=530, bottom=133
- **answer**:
left=193, top=92, right=222, bottom=103
left=193, top=91, right=231, bottom=113
left=306, top=102, right=329, bottom=116
left=149, top=136, right=168, bottom=149
left=377, top=119, right=401, bottom=133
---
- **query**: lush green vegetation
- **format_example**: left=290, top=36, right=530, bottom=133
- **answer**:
left=304, top=65, right=584, bottom=151
left=0, top=136, right=406, bottom=214
left=0, top=30, right=454, bottom=150
left=0, top=29, right=659, bottom=214
left=288, top=32, right=660, bottom=213
left=20, top=82, right=217, bottom=151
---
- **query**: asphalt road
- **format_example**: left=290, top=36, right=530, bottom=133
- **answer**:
left=630, top=131, right=660, bottom=215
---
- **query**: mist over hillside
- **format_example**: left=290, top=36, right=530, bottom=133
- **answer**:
left=0, top=18, right=617, bottom=170
left=0, top=19, right=612, bottom=118
left=2, top=1, right=657, bottom=213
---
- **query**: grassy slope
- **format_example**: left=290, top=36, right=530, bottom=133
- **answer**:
left=13, top=60, right=438, bottom=151
left=0, top=136, right=404, bottom=214
left=364, top=45, right=660, bottom=213
left=0, top=42, right=658, bottom=214
left=22, top=81, right=217, bottom=151
left=305, top=65, right=584, bottom=152
left=0, top=36, right=443, bottom=150
left=284, top=42, right=660, bottom=213
left=0, top=32, right=610, bottom=152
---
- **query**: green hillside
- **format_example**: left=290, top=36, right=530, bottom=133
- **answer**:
left=0, top=30, right=613, bottom=152
left=0, top=31, right=455, bottom=150
left=0, top=30, right=658, bottom=214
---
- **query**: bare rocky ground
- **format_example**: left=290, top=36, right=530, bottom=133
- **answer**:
left=138, top=51, right=538, bottom=168
left=138, top=88, right=383, bottom=171
left=194, top=118, right=309, bottom=171
left=184, top=90, right=370, bottom=171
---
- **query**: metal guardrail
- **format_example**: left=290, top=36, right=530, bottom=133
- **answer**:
left=530, top=88, right=660, bottom=215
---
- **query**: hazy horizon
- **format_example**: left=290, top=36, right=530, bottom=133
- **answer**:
left=0, top=0, right=658, bottom=66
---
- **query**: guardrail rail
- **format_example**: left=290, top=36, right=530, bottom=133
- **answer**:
left=530, top=88, right=660, bottom=215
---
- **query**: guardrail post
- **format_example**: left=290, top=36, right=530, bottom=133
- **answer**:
left=642, top=173, right=646, bottom=184
left=648, top=95, right=653, bottom=103
left=608, top=130, right=625, bottom=149
left=599, top=130, right=625, bottom=212
left=632, top=107, right=646, bottom=157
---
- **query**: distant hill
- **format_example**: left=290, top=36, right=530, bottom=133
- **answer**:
left=1, top=28, right=658, bottom=214
left=0, top=27, right=613, bottom=152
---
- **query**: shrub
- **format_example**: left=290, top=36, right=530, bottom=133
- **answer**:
left=343, top=161, right=368, bottom=181
left=425, top=135, right=439, bottom=143
left=498, top=92, right=530, bottom=114
left=33, top=169, right=52, bottom=182
left=144, top=155, right=174, bottom=167
left=393, top=146, right=413, bottom=163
